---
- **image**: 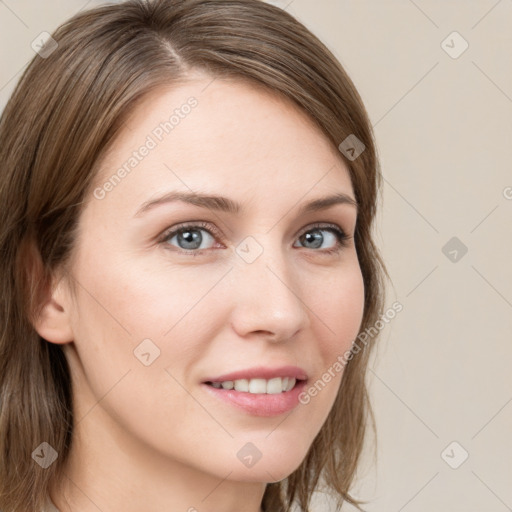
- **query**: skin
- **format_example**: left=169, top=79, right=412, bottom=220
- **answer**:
left=35, top=73, right=365, bottom=512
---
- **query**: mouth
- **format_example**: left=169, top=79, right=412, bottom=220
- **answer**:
left=200, top=366, right=309, bottom=417
left=204, top=376, right=305, bottom=394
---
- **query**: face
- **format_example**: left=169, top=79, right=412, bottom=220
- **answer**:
left=60, top=74, right=365, bottom=483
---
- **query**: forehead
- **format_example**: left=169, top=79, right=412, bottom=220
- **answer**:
left=89, top=76, right=354, bottom=216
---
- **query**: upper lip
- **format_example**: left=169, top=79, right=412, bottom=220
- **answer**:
left=203, top=365, right=308, bottom=383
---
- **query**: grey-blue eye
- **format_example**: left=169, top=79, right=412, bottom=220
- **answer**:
left=160, top=222, right=350, bottom=255
left=293, top=226, right=348, bottom=251
left=164, top=225, right=216, bottom=251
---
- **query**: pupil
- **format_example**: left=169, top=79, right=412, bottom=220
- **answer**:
left=179, top=229, right=202, bottom=249
left=303, top=230, right=323, bottom=249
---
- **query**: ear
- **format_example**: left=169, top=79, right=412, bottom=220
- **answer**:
left=33, top=276, right=74, bottom=345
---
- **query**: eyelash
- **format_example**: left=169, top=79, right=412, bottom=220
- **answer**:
left=158, top=221, right=352, bottom=257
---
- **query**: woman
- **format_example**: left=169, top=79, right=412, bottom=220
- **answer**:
left=0, top=0, right=387, bottom=511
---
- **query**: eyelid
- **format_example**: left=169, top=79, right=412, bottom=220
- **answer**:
left=295, top=221, right=348, bottom=238
left=158, top=220, right=225, bottom=247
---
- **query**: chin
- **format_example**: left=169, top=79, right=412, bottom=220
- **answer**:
left=226, top=460, right=302, bottom=484
left=221, top=434, right=311, bottom=483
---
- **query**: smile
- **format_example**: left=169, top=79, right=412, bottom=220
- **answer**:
left=201, top=365, right=309, bottom=416
left=206, top=376, right=298, bottom=394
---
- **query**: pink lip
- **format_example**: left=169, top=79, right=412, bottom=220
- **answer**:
left=202, top=365, right=308, bottom=383
left=201, top=379, right=307, bottom=417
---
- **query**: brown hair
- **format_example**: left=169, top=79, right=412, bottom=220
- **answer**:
left=0, top=1, right=387, bottom=510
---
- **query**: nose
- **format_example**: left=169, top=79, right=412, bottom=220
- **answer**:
left=228, top=242, right=310, bottom=342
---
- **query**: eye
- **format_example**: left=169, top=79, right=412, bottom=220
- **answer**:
left=160, top=221, right=221, bottom=253
left=293, top=223, right=351, bottom=253
left=158, top=221, right=351, bottom=256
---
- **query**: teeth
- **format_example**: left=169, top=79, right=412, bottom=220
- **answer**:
left=234, top=379, right=249, bottom=392
left=249, top=378, right=267, bottom=394
left=266, top=377, right=283, bottom=394
left=284, top=378, right=296, bottom=392
left=210, top=377, right=297, bottom=394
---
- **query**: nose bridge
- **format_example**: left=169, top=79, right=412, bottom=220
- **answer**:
left=229, top=234, right=309, bottom=340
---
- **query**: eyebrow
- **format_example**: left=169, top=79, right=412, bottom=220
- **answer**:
left=134, top=190, right=358, bottom=218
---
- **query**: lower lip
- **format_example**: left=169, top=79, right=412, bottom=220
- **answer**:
left=201, top=380, right=307, bottom=417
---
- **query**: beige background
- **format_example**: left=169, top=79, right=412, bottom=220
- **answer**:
left=1, top=1, right=511, bottom=510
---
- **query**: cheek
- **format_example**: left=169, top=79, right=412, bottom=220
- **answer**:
left=292, top=260, right=365, bottom=427
left=69, top=251, right=230, bottom=383
left=308, top=260, right=365, bottom=355
left=67, top=255, right=225, bottom=455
